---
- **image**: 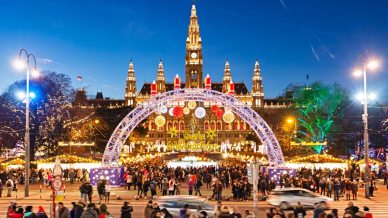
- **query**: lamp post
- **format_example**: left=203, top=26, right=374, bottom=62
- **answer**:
left=353, top=59, right=379, bottom=199
left=286, top=117, right=297, bottom=153
left=13, top=49, right=39, bottom=197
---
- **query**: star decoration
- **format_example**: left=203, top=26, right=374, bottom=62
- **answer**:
left=206, top=129, right=217, bottom=140
left=169, top=127, right=178, bottom=138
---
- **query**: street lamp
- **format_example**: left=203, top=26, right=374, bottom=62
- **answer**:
left=13, top=49, right=39, bottom=197
left=353, top=59, right=380, bottom=198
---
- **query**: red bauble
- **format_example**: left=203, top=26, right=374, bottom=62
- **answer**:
left=173, top=106, right=184, bottom=118
left=216, top=109, right=224, bottom=119
left=211, top=105, right=219, bottom=113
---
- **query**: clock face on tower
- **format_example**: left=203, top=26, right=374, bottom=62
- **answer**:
left=191, top=52, right=197, bottom=59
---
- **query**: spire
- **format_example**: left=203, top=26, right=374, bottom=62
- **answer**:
left=253, top=59, right=261, bottom=80
left=223, top=59, right=232, bottom=81
left=187, top=3, right=201, bottom=49
left=157, top=59, right=165, bottom=81
left=127, top=59, right=135, bottom=79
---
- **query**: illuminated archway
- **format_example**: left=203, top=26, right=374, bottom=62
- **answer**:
left=102, top=89, right=284, bottom=167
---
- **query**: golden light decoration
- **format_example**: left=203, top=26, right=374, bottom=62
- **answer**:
left=223, top=111, right=235, bottom=123
left=183, top=107, right=190, bottom=115
left=168, top=127, right=179, bottom=138
left=188, top=101, right=197, bottom=109
left=155, top=115, right=166, bottom=127
left=206, top=129, right=217, bottom=140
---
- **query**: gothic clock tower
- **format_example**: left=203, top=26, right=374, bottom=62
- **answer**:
left=185, top=3, right=203, bottom=88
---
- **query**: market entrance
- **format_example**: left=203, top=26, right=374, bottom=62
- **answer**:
left=102, top=89, right=284, bottom=167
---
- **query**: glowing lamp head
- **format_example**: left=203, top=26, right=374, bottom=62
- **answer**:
left=29, top=92, right=36, bottom=99
left=286, top=117, right=294, bottom=124
left=13, top=58, right=25, bottom=70
left=31, top=68, right=40, bottom=78
left=16, top=91, right=26, bottom=100
left=353, top=69, right=362, bottom=77
left=367, top=60, right=379, bottom=70
left=368, top=92, right=377, bottom=101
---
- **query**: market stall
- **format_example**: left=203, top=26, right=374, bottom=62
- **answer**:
left=0, top=158, right=25, bottom=170
left=36, top=155, right=100, bottom=170
left=286, top=154, right=349, bottom=170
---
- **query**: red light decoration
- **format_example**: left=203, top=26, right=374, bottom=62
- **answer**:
left=174, top=74, right=181, bottom=89
left=216, top=109, right=224, bottom=119
left=205, top=74, right=211, bottom=90
left=229, top=80, right=235, bottom=95
left=173, top=106, right=184, bottom=118
left=211, top=105, right=219, bottom=113
left=151, top=80, right=157, bottom=95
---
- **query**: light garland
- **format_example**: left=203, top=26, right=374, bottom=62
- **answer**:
left=195, top=107, right=206, bottom=119
left=155, top=115, right=166, bottom=127
left=188, top=101, right=197, bottom=109
left=223, top=111, right=235, bottom=123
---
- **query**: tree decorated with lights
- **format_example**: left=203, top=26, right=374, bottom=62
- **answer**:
left=0, top=72, right=73, bottom=157
left=292, top=82, right=346, bottom=153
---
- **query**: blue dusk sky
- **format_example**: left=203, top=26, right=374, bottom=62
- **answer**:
left=0, top=0, right=387, bottom=101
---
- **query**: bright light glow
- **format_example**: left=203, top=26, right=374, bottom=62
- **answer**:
left=13, top=58, right=25, bottom=70
left=356, top=92, right=365, bottom=102
left=31, top=68, right=40, bottom=77
left=286, top=118, right=294, bottom=124
left=16, top=91, right=36, bottom=100
left=29, top=92, right=36, bottom=99
left=367, top=60, right=379, bottom=70
left=353, top=69, right=362, bottom=77
left=16, top=91, right=26, bottom=100
left=368, top=93, right=377, bottom=101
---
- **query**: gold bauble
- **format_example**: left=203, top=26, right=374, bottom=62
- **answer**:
left=183, top=107, right=190, bottom=115
left=223, top=111, right=235, bottom=123
left=155, top=115, right=166, bottom=127
left=188, top=101, right=197, bottom=109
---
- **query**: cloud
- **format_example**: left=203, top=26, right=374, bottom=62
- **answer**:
left=38, top=58, right=55, bottom=64
left=279, top=0, right=289, bottom=10
left=310, top=44, right=320, bottom=61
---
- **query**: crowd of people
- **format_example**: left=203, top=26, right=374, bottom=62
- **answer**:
left=6, top=200, right=134, bottom=218
left=1, top=157, right=386, bottom=218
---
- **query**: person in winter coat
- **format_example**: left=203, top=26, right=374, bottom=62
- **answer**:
left=120, top=201, right=133, bottom=218
left=0, top=181, right=3, bottom=197
left=24, top=206, right=37, bottom=218
left=144, top=200, right=153, bottom=218
left=36, top=206, right=49, bottom=218
left=8, top=206, right=24, bottom=218
left=74, top=200, right=86, bottom=218
left=293, top=202, right=307, bottom=218
left=80, top=203, right=98, bottom=218
left=58, top=202, right=70, bottom=218
left=98, top=204, right=110, bottom=218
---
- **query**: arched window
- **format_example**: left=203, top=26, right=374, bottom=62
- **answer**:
left=217, top=121, right=222, bottom=131
left=211, top=121, right=216, bottom=130
left=204, top=121, right=209, bottom=130
left=167, top=122, right=172, bottom=130
left=233, top=121, right=239, bottom=130
left=179, top=121, right=185, bottom=131
left=173, top=122, right=178, bottom=130
left=240, top=121, right=245, bottom=130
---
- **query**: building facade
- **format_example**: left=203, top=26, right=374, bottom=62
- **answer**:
left=73, top=3, right=292, bottom=146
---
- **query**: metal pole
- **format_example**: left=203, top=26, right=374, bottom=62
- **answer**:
left=363, top=65, right=370, bottom=198
left=24, top=55, right=30, bottom=198
left=252, top=161, right=259, bottom=217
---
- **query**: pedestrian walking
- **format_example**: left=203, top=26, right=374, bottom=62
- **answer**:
left=120, top=201, right=133, bottom=218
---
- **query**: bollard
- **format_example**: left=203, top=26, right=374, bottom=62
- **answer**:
left=64, top=185, right=66, bottom=199
left=40, top=185, right=42, bottom=199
